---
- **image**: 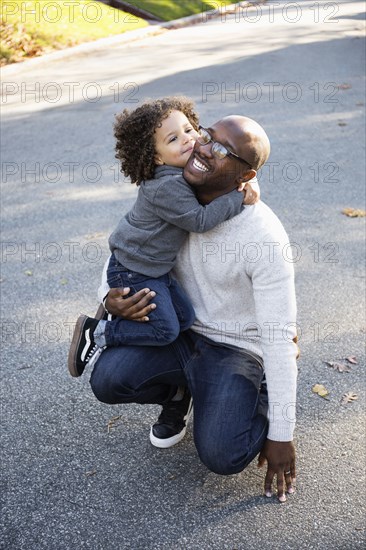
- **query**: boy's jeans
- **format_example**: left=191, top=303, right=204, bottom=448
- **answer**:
left=90, top=330, right=268, bottom=475
left=105, top=253, right=195, bottom=346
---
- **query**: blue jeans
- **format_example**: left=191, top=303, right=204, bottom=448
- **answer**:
left=90, top=330, right=268, bottom=475
left=105, top=253, right=195, bottom=346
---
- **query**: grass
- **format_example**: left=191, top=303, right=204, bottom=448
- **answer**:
left=136, top=0, right=235, bottom=21
left=0, top=0, right=237, bottom=65
left=1, top=0, right=147, bottom=65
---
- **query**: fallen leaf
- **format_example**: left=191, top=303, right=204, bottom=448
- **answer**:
left=60, top=278, right=68, bottom=285
left=85, top=232, right=105, bottom=240
left=324, top=361, right=351, bottom=373
left=341, top=392, right=358, bottom=405
left=346, top=355, right=358, bottom=364
left=342, top=208, right=366, bottom=217
left=85, top=470, right=97, bottom=477
left=107, top=415, right=121, bottom=433
left=338, top=121, right=347, bottom=126
left=312, top=384, right=329, bottom=398
left=24, top=270, right=33, bottom=276
left=337, top=83, right=352, bottom=90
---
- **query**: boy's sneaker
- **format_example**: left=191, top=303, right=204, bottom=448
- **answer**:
left=150, top=387, right=193, bottom=448
left=68, top=315, right=105, bottom=378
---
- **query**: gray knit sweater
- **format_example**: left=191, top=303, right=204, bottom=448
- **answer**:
left=173, top=201, right=298, bottom=441
left=109, top=166, right=244, bottom=277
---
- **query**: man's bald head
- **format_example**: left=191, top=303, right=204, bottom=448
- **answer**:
left=218, top=115, right=270, bottom=171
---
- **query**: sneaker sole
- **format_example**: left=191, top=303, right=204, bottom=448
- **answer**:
left=149, top=400, right=193, bottom=449
left=67, top=315, right=88, bottom=377
left=149, top=425, right=188, bottom=448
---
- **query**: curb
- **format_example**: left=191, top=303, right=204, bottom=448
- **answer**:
left=0, top=1, right=264, bottom=76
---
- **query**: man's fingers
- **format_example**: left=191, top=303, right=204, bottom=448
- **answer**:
left=291, top=463, right=296, bottom=483
left=285, top=470, right=295, bottom=495
left=264, top=468, right=274, bottom=498
left=277, top=473, right=286, bottom=502
left=130, top=304, right=156, bottom=320
left=257, top=452, right=266, bottom=469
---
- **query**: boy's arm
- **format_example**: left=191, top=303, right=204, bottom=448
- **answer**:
left=150, top=177, right=244, bottom=233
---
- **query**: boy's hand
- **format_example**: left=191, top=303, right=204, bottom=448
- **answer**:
left=105, top=287, right=156, bottom=321
left=238, top=177, right=260, bottom=205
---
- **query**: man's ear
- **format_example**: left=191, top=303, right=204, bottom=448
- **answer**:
left=236, top=169, right=257, bottom=185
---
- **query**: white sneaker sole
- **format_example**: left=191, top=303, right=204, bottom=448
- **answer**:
left=149, top=425, right=188, bottom=448
left=149, top=400, right=193, bottom=449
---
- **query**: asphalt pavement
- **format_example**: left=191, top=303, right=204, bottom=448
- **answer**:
left=1, top=1, right=365, bottom=549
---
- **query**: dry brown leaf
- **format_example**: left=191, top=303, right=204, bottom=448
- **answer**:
left=85, top=232, right=105, bottom=240
left=107, top=415, right=121, bottom=433
left=337, top=83, right=352, bottom=90
left=342, top=208, right=366, bottom=217
left=346, top=356, right=358, bottom=364
left=341, top=392, right=358, bottom=405
left=324, top=361, right=351, bottom=373
left=312, top=384, right=329, bottom=398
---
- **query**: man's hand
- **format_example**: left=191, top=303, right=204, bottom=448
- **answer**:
left=105, top=287, right=156, bottom=321
left=257, top=439, right=296, bottom=502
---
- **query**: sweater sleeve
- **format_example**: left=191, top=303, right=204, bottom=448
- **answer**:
left=249, top=236, right=298, bottom=441
left=149, top=177, right=244, bottom=233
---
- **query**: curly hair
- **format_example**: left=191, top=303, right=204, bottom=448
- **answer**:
left=114, top=96, right=199, bottom=185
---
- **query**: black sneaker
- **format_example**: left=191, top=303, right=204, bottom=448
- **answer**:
left=68, top=315, right=105, bottom=377
left=150, top=388, right=193, bottom=448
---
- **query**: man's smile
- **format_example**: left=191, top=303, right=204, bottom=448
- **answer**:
left=192, top=155, right=209, bottom=173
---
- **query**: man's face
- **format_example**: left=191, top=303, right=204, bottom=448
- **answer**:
left=183, top=119, right=249, bottom=192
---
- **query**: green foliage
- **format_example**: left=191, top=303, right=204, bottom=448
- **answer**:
left=136, top=0, right=234, bottom=20
left=1, top=0, right=147, bottom=65
left=0, top=0, right=235, bottom=65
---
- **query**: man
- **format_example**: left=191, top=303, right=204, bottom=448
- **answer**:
left=91, top=116, right=297, bottom=502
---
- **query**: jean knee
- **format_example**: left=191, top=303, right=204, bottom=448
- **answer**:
left=154, top=319, right=180, bottom=345
left=195, top=436, right=254, bottom=475
left=89, top=363, right=114, bottom=403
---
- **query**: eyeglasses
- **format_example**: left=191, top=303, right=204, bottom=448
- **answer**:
left=197, top=126, right=252, bottom=168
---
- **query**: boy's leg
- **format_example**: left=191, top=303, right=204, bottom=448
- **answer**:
left=104, top=276, right=181, bottom=346
left=184, top=335, right=268, bottom=475
left=68, top=273, right=188, bottom=377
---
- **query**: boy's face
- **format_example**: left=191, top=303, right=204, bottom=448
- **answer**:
left=154, top=110, right=198, bottom=168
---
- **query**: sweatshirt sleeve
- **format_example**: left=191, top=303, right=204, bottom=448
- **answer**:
left=249, top=234, right=298, bottom=441
left=149, top=177, right=244, bottom=233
